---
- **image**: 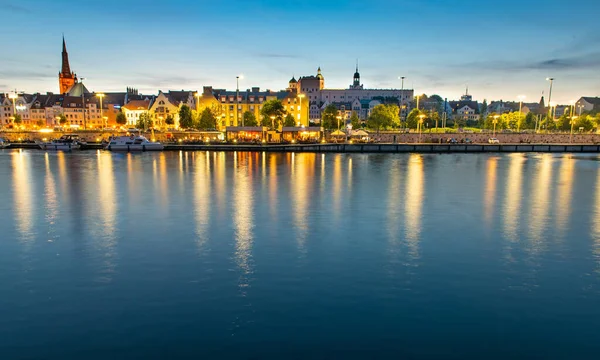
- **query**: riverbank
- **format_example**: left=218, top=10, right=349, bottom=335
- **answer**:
left=6, top=142, right=600, bottom=153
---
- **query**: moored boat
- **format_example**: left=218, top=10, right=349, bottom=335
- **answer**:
left=37, top=134, right=83, bottom=151
left=105, top=135, right=164, bottom=151
left=0, top=138, right=10, bottom=149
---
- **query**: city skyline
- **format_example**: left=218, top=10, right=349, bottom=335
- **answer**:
left=1, top=0, right=599, bottom=103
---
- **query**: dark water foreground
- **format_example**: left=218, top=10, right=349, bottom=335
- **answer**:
left=1, top=149, right=600, bottom=359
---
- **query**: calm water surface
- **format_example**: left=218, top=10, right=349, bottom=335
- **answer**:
left=1, top=149, right=600, bottom=359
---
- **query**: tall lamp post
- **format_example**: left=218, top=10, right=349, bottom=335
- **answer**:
left=517, top=95, right=525, bottom=132
left=297, top=93, right=305, bottom=126
left=493, top=115, right=500, bottom=138
left=546, top=77, right=554, bottom=133
left=236, top=75, right=243, bottom=126
left=398, top=76, right=405, bottom=121
left=418, top=114, right=425, bottom=143
left=96, top=93, right=105, bottom=131
left=569, top=102, right=577, bottom=143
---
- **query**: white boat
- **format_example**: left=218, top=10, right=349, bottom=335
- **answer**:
left=0, top=138, right=9, bottom=149
left=105, top=135, right=164, bottom=151
left=37, top=134, right=82, bottom=151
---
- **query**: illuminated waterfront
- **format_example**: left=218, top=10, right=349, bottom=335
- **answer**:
left=1, top=150, right=600, bottom=358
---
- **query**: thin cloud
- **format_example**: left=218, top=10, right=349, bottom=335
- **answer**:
left=456, top=52, right=600, bottom=72
left=0, top=70, right=53, bottom=80
left=255, top=53, right=301, bottom=59
left=1, top=1, right=32, bottom=13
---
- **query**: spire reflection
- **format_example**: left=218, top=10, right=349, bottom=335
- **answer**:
left=12, top=151, right=34, bottom=246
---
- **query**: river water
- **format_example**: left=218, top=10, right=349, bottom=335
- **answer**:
left=1, top=149, right=599, bottom=359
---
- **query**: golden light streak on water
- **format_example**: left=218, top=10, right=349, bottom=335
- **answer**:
left=269, top=154, right=278, bottom=221
left=291, top=154, right=315, bottom=252
left=484, top=157, right=498, bottom=227
left=233, top=156, right=254, bottom=293
left=332, top=155, right=342, bottom=223
left=43, top=153, right=58, bottom=230
left=503, top=154, right=525, bottom=243
left=12, top=151, right=34, bottom=246
left=555, top=155, right=574, bottom=240
left=96, top=151, right=117, bottom=282
left=528, top=154, right=553, bottom=253
left=194, top=150, right=211, bottom=253
left=404, top=154, right=424, bottom=260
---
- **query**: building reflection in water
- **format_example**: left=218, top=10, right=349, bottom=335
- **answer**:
left=194, top=151, right=211, bottom=253
left=528, top=154, right=553, bottom=253
left=233, top=154, right=255, bottom=293
left=484, top=157, right=498, bottom=227
left=404, top=154, right=424, bottom=259
left=96, top=152, right=117, bottom=281
left=268, top=154, right=278, bottom=222
left=214, top=152, right=226, bottom=218
left=503, top=154, right=525, bottom=243
left=12, top=151, right=34, bottom=246
left=332, top=155, right=342, bottom=224
left=555, top=155, right=574, bottom=240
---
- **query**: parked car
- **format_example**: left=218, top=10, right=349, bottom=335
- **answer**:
left=488, top=138, right=500, bottom=144
left=446, top=138, right=458, bottom=144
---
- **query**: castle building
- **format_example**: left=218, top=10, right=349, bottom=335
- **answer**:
left=58, top=37, right=76, bottom=94
left=293, top=65, right=414, bottom=122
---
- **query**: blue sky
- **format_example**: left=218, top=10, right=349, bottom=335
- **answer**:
left=1, top=0, right=599, bottom=104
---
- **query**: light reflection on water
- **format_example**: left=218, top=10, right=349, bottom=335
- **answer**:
left=1, top=150, right=600, bottom=358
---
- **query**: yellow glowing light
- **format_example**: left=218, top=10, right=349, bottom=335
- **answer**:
left=42, top=138, right=47, bottom=141
left=38, top=128, right=54, bottom=133
left=96, top=138, right=101, bottom=142
left=291, top=139, right=296, bottom=143
left=233, top=139, right=238, bottom=143
left=178, top=139, right=183, bottom=143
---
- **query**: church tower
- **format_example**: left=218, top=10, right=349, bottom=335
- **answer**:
left=58, top=36, right=76, bottom=94
left=351, top=61, right=363, bottom=89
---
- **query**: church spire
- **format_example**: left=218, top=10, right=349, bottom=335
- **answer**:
left=61, top=35, right=72, bottom=75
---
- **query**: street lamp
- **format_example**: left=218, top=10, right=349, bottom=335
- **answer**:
left=297, top=93, right=305, bottom=126
left=416, top=94, right=421, bottom=111
left=96, top=93, right=105, bottom=130
left=194, top=92, right=201, bottom=114
left=8, top=92, right=18, bottom=115
left=546, top=77, right=554, bottom=133
left=418, top=114, right=425, bottom=143
left=398, top=76, right=406, bottom=121
left=493, top=115, right=500, bottom=138
left=517, top=95, right=526, bottom=132
left=236, top=75, right=243, bottom=126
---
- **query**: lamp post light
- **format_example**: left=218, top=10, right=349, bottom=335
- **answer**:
left=236, top=75, right=243, bottom=126
left=96, top=93, right=105, bottom=131
left=416, top=94, right=421, bottom=111
left=398, top=76, right=406, bottom=121
left=297, top=93, right=305, bottom=126
left=517, top=95, right=526, bottom=132
left=418, top=114, right=425, bottom=143
left=493, top=115, right=500, bottom=138
left=546, top=77, right=554, bottom=133
left=8, top=91, right=18, bottom=115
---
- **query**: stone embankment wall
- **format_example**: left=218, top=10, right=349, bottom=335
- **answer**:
left=3, top=131, right=600, bottom=144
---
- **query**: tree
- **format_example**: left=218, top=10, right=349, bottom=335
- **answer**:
left=350, top=111, right=361, bottom=129
left=198, top=108, right=217, bottom=129
left=260, top=99, right=286, bottom=130
left=406, top=109, right=421, bottom=129
left=13, top=114, right=22, bottom=125
left=283, top=113, right=296, bottom=127
left=576, top=114, right=595, bottom=132
left=367, top=104, right=399, bottom=133
left=242, top=111, right=258, bottom=126
left=165, top=115, right=174, bottom=126
left=116, top=111, right=127, bottom=125
left=136, top=112, right=153, bottom=130
left=179, top=104, right=193, bottom=129
left=321, top=104, right=339, bottom=130
left=481, top=99, right=488, bottom=116
left=58, top=114, right=67, bottom=125
left=524, top=112, right=536, bottom=129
